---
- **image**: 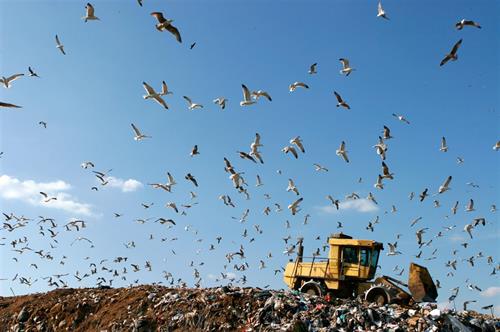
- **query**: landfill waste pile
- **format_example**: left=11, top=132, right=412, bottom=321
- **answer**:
left=0, top=285, right=498, bottom=332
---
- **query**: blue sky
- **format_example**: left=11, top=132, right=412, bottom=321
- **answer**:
left=1, top=0, right=499, bottom=314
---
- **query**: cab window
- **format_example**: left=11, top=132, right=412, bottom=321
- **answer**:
left=371, top=249, right=380, bottom=268
left=342, top=247, right=358, bottom=264
left=360, top=248, right=370, bottom=266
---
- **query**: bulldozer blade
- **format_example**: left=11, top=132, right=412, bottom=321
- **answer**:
left=408, top=262, right=438, bottom=302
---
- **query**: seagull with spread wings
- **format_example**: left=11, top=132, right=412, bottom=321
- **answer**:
left=213, top=97, right=227, bottom=110
left=438, top=176, right=452, bottom=194
left=55, top=35, right=66, bottom=55
left=151, top=12, right=182, bottom=43
left=131, top=123, right=151, bottom=141
left=377, top=1, right=389, bottom=19
left=289, top=82, right=309, bottom=92
left=440, top=136, right=448, bottom=152
left=142, top=81, right=169, bottom=109
left=288, top=197, right=303, bottom=215
left=183, top=96, right=203, bottom=110
left=336, top=141, right=349, bottom=163
left=0, top=74, right=23, bottom=88
left=334, top=91, right=350, bottom=109
left=308, top=63, right=317, bottom=74
left=0, top=101, right=22, bottom=109
left=240, top=84, right=256, bottom=106
left=82, top=3, right=99, bottom=22
left=339, top=58, right=355, bottom=76
left=440, top=39, right=462, bottom=66
left=455, top=19, right=481, bottom=30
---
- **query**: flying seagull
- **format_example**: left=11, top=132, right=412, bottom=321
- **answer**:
left=334, top=91, right=350, bottom=109
left=289, top=82, right=309, bottom=92
left=377, top=1, right=389, bottom=19
left=213, top=97, right=227, bottom=110
left=339, top=58, right=355, bottom=76
left=440, top=39, right=462, bottom=67
left=455, top=19, right=481, bottom=30
left=0, top=101, right=22, bottom=109
left=151, top=12, right=182, bottom=43
left=493, top=141, right=500, bottom=151
left=28, top=67, right=40, bottom=78
left=336, top=141, right=349, bottom=163
left=290, top=136, right=305, bottom=153
left=0, top=74, right=24, bottom=88
left=440, top=137, right=448, bottom=152
left=82, top=3, right=99, bottom=22
left=438, top=176, right=452, bottom=194
left=288, top=197, right=303, bottom=215
left=131, top=123, right=151, bottom=141
left=313, top=163, right=328, bottom=172
left=251, top=90, right=272, bottom=102
left=282, top=146, right=298, bottom=159
left=240, top=84, right=255, bottom=106
left=308, top=63, right=317, bottom=74
left=55, top=35, right=66, bottom=55
left=142, top=81, right=169, bottom=109
left=392, top=113, right=410, bottom=124
left=183, top=96, right=203, bottom=110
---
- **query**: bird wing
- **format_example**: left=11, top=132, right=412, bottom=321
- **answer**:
left=0, top=101, right=21, bottom=108
left=339, top=58, right=349, bottom=69
left=443, top=176, right=452, bottom=188
left=254, top=133, right=261, bottom=146
left=464, top=20, right=480, bottom=28
left=150, top=12, right=166, bottom=23
left=295, top=82, right=309, bottom=89
left=309, top=63, right=317, bottom=71
left=55, top=35, right=61, bottom=46
left=289, top=147, right=298, bottom=158
left=334, top=91, right=343, bottom=103
left=6, top=74, right=24, bottom=82
left=160, top=81, right=168, bottom=94
left=166, top=25, right=182, bottom=43
left=241, top=84, right=251, bottom=101
left=450, top=39, right=463, bottom=55
left=153, top=95, right=168, bottom=109
left=260, top=91, right=272, bottom=101
left=183, top=96, right=193, bottom=105
left=378, top=1, right=383, bottom=13
left=39, top=192, right=48, bottom=198
left=440, top=55, right=451, bottom=66
left=441, top=136, right=447, bottom=147
left=142, top=82, right=156, bottom=95
left=86, top=3, right=95, bottom=17
left=131, top=123, right=141, bottom=136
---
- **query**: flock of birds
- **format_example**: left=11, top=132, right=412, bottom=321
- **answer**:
left=0, top=1, right=498, bottom=314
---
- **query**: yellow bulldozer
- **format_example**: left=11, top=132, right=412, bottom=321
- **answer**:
left=283, top=233, right=438, bottom=305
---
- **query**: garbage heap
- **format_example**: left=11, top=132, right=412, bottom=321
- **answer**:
left=0, top=285, right=498, bottom=331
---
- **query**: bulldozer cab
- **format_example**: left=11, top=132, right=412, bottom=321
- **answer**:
left=339, top=245, right=381, bottom=280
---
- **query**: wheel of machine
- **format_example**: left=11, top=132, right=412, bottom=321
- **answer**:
left=365, top=286, right=390, bottom=305
left=300, top=280, right=323, bottom=297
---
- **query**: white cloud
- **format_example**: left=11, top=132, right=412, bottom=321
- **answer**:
left=317, top=199, right=379, bottom=214
left=105, top=177, right=143, bottom=192
left=0, top=174, right=93, bottom=216
left=481, top=286, right=500, bottom=298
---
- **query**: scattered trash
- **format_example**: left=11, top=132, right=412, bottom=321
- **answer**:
left=0, top=285, right=497, bottom=331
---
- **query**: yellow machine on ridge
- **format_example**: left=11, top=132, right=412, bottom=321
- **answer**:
left=283, top=233, right=438, bottom=305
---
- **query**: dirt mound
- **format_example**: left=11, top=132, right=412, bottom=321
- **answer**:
left=0, top=285, right=497, bottom=331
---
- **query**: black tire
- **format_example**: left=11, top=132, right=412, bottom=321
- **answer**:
left=366, top=288, right=389, bottom=305
left=300, top=281, right=322, bottom=296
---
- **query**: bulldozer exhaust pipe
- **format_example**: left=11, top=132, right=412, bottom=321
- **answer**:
left=297, top=237, right=304, bottom=263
